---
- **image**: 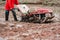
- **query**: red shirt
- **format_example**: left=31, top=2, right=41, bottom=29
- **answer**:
left=5, top=0, right=19, bottom=10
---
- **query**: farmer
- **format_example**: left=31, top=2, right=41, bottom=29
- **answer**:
left=5, top=0, right=19, bottom=21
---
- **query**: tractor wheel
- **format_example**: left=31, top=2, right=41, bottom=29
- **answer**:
left=40, top=14, right=48, bottom=23
left=41, top=13, right=54, bottom=23
left=40, top=17, right=48, bottom=23
left=32, top=14, right=41, bottom=23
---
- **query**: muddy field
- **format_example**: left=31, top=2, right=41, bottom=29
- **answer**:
left=0, top=4, right=60, bottom=40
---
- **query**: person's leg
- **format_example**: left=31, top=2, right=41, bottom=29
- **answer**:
left=5, top=10, right=9, bottom=21
left=11, top=9, right=18, bottom=21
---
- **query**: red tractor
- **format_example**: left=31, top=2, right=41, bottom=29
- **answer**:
left=17, top=5, right=54, bottom=23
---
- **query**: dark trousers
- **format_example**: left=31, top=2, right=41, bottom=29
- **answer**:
left=5, top=9, right=18, bottom=21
